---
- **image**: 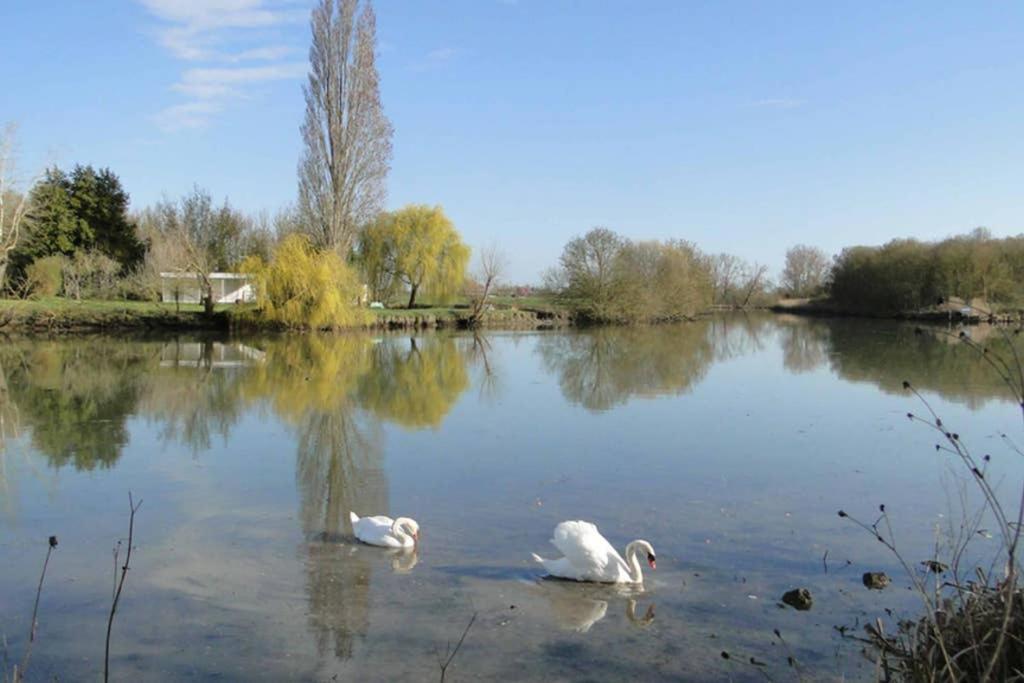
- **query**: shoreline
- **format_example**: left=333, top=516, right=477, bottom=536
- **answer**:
left=0, top=299, right=573, bottom=335
left=769, top=298, right=1021, bottom=324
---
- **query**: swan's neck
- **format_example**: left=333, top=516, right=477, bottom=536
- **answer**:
left=624, top=542, right=644, bottom=583
left=391, top=517, right=415, bottom=545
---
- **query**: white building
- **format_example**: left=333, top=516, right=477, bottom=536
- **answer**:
left=160, top=272, right=255, bottom=305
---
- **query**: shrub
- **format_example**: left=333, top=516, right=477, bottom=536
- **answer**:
left=61, top=250, right=121, bottom=300
left=242, top=234, right=369, bottom=329
left=24, top=255, right=66, bottom=297
left=548, top=228, right=713, bottom=323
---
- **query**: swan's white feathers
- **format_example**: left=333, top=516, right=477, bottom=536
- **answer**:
left=545, top=520, right=631, bottom=583
left=349, top=511, right=416, bottom=548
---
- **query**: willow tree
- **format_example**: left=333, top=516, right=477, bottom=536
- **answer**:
left=243, top=234, right=367, bottom=329
left=298, top=0, right=392, bottom=255
left=386, top=205, right=469, bottom=308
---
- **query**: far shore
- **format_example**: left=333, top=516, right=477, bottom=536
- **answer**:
left=0, top=297, right=572, bottom=335
left=3, top=295, right=1018, bottom=336
left=770, top=297, right=1022, bottom=324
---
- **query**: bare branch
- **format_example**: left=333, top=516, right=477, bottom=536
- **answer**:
left=104, top=492, right=142, bottom=683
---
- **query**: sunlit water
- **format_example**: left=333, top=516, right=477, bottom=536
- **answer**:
left=1, top=314, right=1021, bottom=681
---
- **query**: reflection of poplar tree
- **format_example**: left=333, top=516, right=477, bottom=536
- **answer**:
left=297, top=409, right=384, bottom=662
left=296, top=410, right=386, bottom=537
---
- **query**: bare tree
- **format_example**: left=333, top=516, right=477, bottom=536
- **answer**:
left=709, top=253, right=743, bottom=306
left=298, top=0, right=392, bottom=255
left=737, top=262, right=770, bottom=308
left=468, top=244, right=508, bottom=324
left=781, top=244, right=830, bottom=298
left=0, top=124, right=36, bottom=290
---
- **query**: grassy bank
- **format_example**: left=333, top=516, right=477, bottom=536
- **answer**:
left=0, top=297, right=233, bottom=333
left=0, top=295, right=571, bottom=334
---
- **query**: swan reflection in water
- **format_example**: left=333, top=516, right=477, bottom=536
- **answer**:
left=535, top=580, right=655, bottom=633
left=387, top=547, right=419, bottom=573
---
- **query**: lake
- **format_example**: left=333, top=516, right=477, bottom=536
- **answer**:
left=1, top=314, right=1021, bottom=681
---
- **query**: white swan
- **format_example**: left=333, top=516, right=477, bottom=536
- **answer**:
left=531, top=520, right=656, bottom=584
left=349, top=512, right=419, bottom=548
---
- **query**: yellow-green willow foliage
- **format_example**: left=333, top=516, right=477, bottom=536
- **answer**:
left=359, top=205, right=470, bottom=308
left=238, top=335, right=372, bottom=420
left=356, top=337, right=470, bottom=429
left=242, top=234, right=368, bottom=329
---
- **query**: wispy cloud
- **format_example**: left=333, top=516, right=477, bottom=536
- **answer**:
left=412, top=47, right=461, bottom=72
left=154, top=101, right=225, bottom=132
left=173, top=63, right=306, bottom=100
left=750, top=98, right=806, bottom=109
left=139, top=0, right=307, bottom=131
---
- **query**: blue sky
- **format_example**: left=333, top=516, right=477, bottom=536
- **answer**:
left=2, top=1, right=1022, bottom=282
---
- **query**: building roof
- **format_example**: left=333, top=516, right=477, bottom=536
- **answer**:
left=159, top=272, right=252, bottom=279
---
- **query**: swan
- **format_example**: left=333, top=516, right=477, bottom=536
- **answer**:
left=349, top=512, right=419, bottom=548
left=531, top=520, right=656, bottom=584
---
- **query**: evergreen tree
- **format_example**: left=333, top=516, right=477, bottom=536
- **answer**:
left=10, top=164, right=143, bottom=284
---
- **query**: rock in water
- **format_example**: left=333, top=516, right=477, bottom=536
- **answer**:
left=862, top=571, right=891, bottom=590
left=781, top=588, right=813, bottom=611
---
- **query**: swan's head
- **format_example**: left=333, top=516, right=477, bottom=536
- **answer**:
left=397, top=517, right=420, bottom=543
left=635, top=540, right=656, bottom=569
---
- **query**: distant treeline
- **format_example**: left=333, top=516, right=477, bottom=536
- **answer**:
left=830, top=228, right=1024, bottom=314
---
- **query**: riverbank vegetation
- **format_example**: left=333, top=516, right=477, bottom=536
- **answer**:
left=829, top=229, right=1024, bottom=315
left=544, top=227, right=713, bottom=323
left=839, top=322, right=1024, bottom=681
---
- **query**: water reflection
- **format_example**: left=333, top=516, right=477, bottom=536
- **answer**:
left=775, top=315, right=831, bottom=374
left=0, top=339, right=152, bottom=469
left=536, top=324, right=715, bottom=411
left=0, top=318, right=1014, bottom=480
left=357, top=336, right=470, bottom=429
left=535, top=581, right=655, bottom=633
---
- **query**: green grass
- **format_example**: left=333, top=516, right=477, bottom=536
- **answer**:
left=0, top=297, right=247, bottom=314
left=0, top=295, right=566, bottom=331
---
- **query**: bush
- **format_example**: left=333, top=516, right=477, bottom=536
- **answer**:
left=547, top=228, right=713, bottom=323
left=61, top=250, right=121, bottom=300
left=242, top=234, right=369, bottom=329
left=24, top=255, right=66, bottom=297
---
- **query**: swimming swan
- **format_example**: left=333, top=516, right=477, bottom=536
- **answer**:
left=349, top=512, right=419, bottom=548
left=531, top=520, right=656, bottom=584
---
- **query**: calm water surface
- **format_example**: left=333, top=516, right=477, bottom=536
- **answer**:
left=1, top=314, right=1021, bottom=681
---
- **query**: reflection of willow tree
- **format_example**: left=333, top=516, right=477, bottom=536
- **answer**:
left=537, top=322, right=715, bottom=411
left=775, top=315, right=831, bottom=374
left=356, top=336, right=470, bottom=429
left=826, top=321, right=1013, bottom=409
left=0, top=340, right=155, bottom=470
left=238, top=334, right=387, bottom=661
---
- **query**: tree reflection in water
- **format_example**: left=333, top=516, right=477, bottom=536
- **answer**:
left=536, top=323, right=716, bottom=411
left=357, top=336, right=470, bottom=429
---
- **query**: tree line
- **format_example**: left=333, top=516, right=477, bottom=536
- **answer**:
left=829, top=228, right=1024, bottom=314
left=1, top=0, right=1014, bottom=326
